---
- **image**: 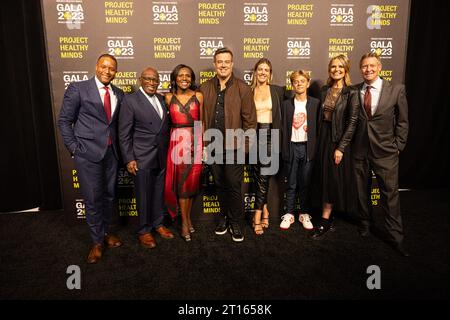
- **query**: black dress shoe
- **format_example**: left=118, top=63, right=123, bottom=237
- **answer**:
left=391, top=242, right=410, bottom=257
left=310, top=224, right=331, bottom=240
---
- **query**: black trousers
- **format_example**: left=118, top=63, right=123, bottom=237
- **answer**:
left=354, top=153, right=404, bottom=244
left=253, top=123, right=273, bottom=210
left=210, top=161, right=244, bottom=226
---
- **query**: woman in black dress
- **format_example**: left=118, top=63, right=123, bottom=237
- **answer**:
left=310, top=54, right=359, bottom=239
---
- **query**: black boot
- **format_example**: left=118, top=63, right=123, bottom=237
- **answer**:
left=310, top=218, right=332, bottom=240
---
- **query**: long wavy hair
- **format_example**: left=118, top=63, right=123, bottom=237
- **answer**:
left=326, top=54, right=352, bottom=87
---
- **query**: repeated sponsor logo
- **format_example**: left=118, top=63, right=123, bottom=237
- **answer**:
left=118, top=198, right=137, bottom=216
left=328, top=37, right=355, bottom=58
left=287, top=3, right=314, bottom=25
left=367, top=4, right=399, bottom=29
left=157, top=71, right=172, bottom=93
left=75, top=199, right=85, bottom=218
left=152, top=2, right=179, bottom=25
left=198, top=2, right=226, bottom=25
left=379, top=69, right=393, bottom=81
left=199, top=37, right=225, bottom=59
left=330, top=4, right=354, bottom=26
left=244, top=192, right=255, bottom=212
left=105, top=1, right=134, bottom=24
left=56, top=0, right=84, bottom=29
left=203, top=194, right=221, bottom=214
left=111, top=71, right=138, bottom=94
left=59, top=36, right=88, bottom=59
left=199, top=71, right=216, bottom=84
left=63, top=71, right=89, bottom=89
left=243, top=70, right=253, bottom=85
left=370, top=38, right=393, bottom=59
left=243, top=3, right=268, bottom=26
left=287, top=37, right=311, bottom=59
left=243, top=37, right=270, bottom=59
left=154, top=37, right=181, bottom=59
left=107, top=36, right=134, bottom=59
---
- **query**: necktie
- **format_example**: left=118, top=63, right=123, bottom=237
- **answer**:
left=151, top=95, right=162, bottom=118
left=103, top=86, right=112, bottom=145
left=364, top=85, right=372, bottom=119
left=103, top=86, right=112, bottom=122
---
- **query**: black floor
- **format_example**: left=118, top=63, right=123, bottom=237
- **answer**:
left=1, top=189, right=449, bottom=302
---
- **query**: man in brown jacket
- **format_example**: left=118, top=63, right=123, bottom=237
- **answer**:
left=200, top=47, right=257, bottom=242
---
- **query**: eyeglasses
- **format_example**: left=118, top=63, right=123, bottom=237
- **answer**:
left=141, top=77, right=159, bottom=83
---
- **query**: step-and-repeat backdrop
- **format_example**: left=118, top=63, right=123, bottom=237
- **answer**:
left=41, top=0, right=410, bottom=223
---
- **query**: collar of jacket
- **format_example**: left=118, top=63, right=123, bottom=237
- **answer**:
left=213, top=73, right=235, bottom=90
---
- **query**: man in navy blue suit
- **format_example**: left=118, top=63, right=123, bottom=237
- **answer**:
left=119, top=67, right=174, bottom=249
left=59, top=54, right=125, bottom=264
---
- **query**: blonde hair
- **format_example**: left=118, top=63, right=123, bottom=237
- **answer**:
left=359, top=51, right=381, bottom=67
left=250, top=58, right=273, bottom=89
left=290, top=70, right=311, bottom=84
left=326, top=54, right=351, bottom=87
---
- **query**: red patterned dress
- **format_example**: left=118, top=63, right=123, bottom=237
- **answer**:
left=164, top=94, right=203, bottom=218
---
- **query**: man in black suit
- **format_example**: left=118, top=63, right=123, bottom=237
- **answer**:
left=353, top=52, right=409, bottom=256
left=119, top=67, right=174, bottom=249
left=59, top=54, right=125, bottom=264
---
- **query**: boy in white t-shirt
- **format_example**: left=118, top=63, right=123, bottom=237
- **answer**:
left=280, top=71, right=320, bottom=231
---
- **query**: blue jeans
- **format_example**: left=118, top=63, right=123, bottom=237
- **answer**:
left=285, top=142, right=313, bottom=214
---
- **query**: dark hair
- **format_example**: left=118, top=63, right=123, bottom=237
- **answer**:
left=170, top=64, right=197, bottom=93
left=97, top=53, right=117, bottom=66
left=213, top=47, right=233, bottom=62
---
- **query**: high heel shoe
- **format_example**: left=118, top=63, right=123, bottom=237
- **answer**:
left=262, top=205, right=270, bottom=228
left=189, top=226, right=195, bottom=233
left=181, top=233, right=191, bottom=242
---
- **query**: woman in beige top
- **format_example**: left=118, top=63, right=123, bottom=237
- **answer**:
left=251, top=58, right=285, bottom=235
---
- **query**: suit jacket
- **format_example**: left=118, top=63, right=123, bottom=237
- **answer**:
left=352, top=79, right=408, bottom=159
left=58, top=77, right=125, bottom=162
left=118, top=90, right=169, bottom=169
left=267, top=84, right=285, bottom=131
left=256, top=84, right=286, bottom=151
left=281, top=96, right=320, bottom=162
left=319, top=85, right=359, bottom=153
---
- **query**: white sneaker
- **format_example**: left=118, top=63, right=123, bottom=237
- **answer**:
left=280, top=214, right=295, bottom=230
left=299, top=214, right=313, bottom=230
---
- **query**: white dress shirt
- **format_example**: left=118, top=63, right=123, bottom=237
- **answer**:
left=140, top=87, right=163, bottom=118
left=95, top=77, right=117, bottom=116
left=361, top=76, right=383, bottom=116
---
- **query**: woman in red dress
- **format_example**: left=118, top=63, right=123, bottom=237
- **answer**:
left=164, top=64, right=203, bottom=242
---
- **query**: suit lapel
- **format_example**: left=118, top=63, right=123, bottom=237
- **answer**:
left=110, top=85, right=122, bottom=123
left=156, top=93, right=168, bottom=122
left=139, top=90, right=162, bottom=121
left=374, top=79, right=390, bottom=117
left=88, top=77, right=109, bottom=124
left=357, top=82, right=370, bottom=119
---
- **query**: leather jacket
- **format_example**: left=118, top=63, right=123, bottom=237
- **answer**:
left=319, top=85, right=359, bottom=152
